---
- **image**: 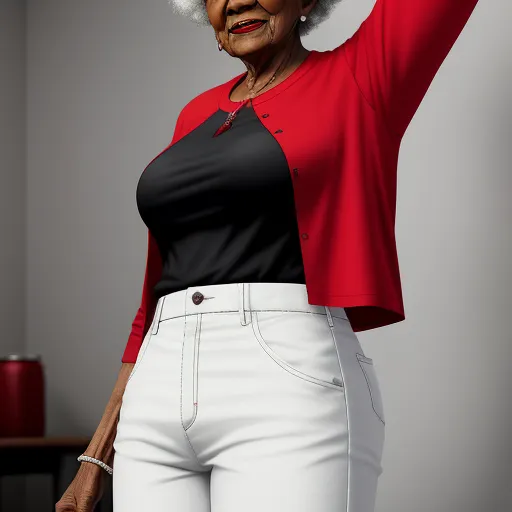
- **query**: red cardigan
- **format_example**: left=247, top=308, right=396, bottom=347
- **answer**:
left=122, top=0, right=479, bottom=363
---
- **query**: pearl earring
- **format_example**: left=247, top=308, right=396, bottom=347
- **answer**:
left=300, top=15, right=306, bottom=22
left=218, top=41, right=222, bottom=51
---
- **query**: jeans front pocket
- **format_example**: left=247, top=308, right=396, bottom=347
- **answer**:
left=127, top=330, right=153, bottom=384
left=356, top=353, right=385, bottom=425
left=250, top=310, right=345, bottom=392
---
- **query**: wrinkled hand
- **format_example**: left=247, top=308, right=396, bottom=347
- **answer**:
left=55, top=462, right=107, bottom=512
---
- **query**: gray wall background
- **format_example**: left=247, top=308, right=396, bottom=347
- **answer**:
left=0, top=1, right=25, bottom=360
left=1, top=0, right=510, bottom=510
left=0, top=0, right=27, bottom=507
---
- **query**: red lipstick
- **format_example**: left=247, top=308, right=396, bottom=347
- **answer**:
left=230, top=20, right=267, bottom=34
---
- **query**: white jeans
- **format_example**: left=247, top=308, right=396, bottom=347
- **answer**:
left=112, top=282, right=385, bottom=512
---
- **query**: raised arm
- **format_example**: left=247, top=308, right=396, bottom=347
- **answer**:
left=340, top=0, right=480, bottom=139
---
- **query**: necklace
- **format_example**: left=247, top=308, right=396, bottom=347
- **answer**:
left=213, top=46, right=296, bottom=138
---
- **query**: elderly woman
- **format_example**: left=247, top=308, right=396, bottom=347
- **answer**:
left=56, top=0, right=479, bottom=511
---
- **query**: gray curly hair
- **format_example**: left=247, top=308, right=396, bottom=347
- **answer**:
left=167, top=0, right=343, bottom=37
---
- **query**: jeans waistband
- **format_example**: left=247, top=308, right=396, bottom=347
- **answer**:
left=150, top=283, right=348, bottom=335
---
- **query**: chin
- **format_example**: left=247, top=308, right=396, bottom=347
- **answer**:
left=228, top=35, right=275, bottom=56
left=230, top=43, right=267, bottom=56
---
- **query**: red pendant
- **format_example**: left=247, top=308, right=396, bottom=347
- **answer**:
left=213, top=120, right=232, bottom=137
left=213, top=98, right=251, bottom=137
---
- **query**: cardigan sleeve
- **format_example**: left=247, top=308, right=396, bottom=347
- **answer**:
left=121, top=228, right=162, bottom=363
left=121, top=108, right=186, bottom=363
left=340, top=0, right=480, bottom=139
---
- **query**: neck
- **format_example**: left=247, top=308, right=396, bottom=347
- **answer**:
left=241, top=29, right=306, bottom=93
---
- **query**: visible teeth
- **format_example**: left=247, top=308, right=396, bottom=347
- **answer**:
left=234, top=20, right=263, bottom=29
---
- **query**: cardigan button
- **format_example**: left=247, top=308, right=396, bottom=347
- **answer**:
left=293, top=168, right=299, bottom=176
left=301, top=233, right=309, bottom=239
left=262, top=113, right=269, bottom=118
left=192, top=291, right=204, bottom=305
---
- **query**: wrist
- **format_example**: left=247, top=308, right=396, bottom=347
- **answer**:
left=78, top=454, right=113, bottom=475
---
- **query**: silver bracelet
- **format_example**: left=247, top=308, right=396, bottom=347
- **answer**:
left=77, top=454, right=113, bottom=475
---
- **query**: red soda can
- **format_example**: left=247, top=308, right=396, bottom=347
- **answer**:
left=0, top=354, right=45, bottom=437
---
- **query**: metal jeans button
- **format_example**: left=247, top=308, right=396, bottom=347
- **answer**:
left=192, top=291, right=204, bottom=305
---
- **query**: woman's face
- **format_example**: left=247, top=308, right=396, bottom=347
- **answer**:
left=206, top=0, right=313, bottom=58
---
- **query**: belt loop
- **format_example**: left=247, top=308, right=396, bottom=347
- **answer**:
left=151, top=296, right=165, bottom=335
left=239, top=283, right=251, bottom=326
left=325, top=306, right=334, bottom=328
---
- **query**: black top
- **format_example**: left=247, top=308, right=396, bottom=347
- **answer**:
left=136, top=104, right=306, bottom=300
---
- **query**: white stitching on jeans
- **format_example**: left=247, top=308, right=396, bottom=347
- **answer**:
left=158, top=309, right=350, bottom=325
left=356, top=354, right=385, bottom=425
left=184, top=314, right=201, bottom=431
left=251, top=311, right=345, bottom=392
